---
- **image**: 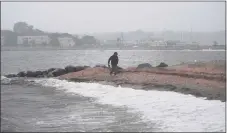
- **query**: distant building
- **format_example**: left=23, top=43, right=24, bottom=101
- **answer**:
left=1, top=36, right=5, bottom=46
left=138, top=38, right=167, bottom=46
left=156, top=41, right=167, bottom=46
left=17, top=36, right=50, bottom=46
left=147, top=41, right=167, bottom=46
left=124, top=40, right=137, bottom=46
left=103, top=40, right=118, bottom=45
left=58, top=37, right=75, bottom=47
left=166, top=40, right=181, bottom=46
left=175, top=42, right=187, bottom=46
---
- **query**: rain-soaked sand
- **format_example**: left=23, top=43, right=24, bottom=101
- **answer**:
left=59, top=60, right=226, bottom=102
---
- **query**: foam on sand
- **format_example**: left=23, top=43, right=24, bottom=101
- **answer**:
left=33, top=78, right=225, bottom=132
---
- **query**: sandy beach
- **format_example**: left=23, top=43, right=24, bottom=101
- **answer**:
left=59, top=61, right=226, bottom=102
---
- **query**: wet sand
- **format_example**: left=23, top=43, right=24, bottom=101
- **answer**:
left=59, top=61, right=226, bottom=102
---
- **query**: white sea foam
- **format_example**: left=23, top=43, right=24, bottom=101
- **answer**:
left=33, top=78, right=225, bottom=132
left=1, top=76, right=12, bottom=84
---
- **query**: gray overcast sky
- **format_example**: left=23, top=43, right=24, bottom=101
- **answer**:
left=1, top=2, right=225, bottom=34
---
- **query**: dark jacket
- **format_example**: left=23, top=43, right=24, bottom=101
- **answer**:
left=108, top=55, right=118, bottom=66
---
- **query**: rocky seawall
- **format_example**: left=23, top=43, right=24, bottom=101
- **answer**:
left=4, top=61, right=226, bottom=102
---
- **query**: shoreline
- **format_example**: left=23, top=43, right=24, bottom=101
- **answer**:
left=68, top=77, right=225, bottom=101
left=63, top=74, right=225, bottom=102
left=67, top=78, right=224, bottom=101
left=1, top=46, right=225, bottom=51
left=59, top=61, right=226, bottom=102
left=4, top=60, right=226, bottom=102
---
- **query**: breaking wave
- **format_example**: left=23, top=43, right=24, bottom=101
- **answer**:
left=1, top=76, right=12, bottom=85
left=29, top=78, right=225, bottom=132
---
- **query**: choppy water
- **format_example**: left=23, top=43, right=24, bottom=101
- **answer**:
left=1, top=50, right=225, bottom=75
left=1, top=50, right=226, bottom=132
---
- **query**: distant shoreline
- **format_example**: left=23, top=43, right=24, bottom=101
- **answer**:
left=1, top=45, right=226, bottom=51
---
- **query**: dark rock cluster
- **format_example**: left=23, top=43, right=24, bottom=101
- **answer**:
left=136, top=62, right=168, bottom=69
left=5, top=62, right=168, bottom=78
left=5, top=65, right=90, bottom=78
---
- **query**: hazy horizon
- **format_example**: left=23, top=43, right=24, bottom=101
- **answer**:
left=1, top=2, right=225, bottom=34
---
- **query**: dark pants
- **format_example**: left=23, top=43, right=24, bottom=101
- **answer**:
left=110, top=65, right=118, bottom=75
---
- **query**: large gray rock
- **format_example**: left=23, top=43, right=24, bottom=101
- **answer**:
left=47, top=68, right=57, bottom=73
left=65, top=65, right=77, bottom=73
left=75, top=66, right=86, bottom=72
left=26, top=70, right=44, bottom=77
left=65, top=65, right=89, bottom=73
left=17, top=71, right=26, bottom=77
left=156, top=62, right=168, bottom=67
left=49, top=68, right=66, bottom=77
left=46, top=68, right=59, bottom=77
left=84, top=66, right=90, bottom=69
left=26, top=71, right=36, bottom=77
left=137, top=63, right=152, bottom=69
left=5, top=74, right=17, bottom=78
left=36, top=71, right=44, bottom=76
left=42, top=70, right=48, bottom=76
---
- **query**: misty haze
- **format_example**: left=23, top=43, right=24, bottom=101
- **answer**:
left=1, top=2, right=225, bottom=50
left=1, top=2, right=226, bottom=132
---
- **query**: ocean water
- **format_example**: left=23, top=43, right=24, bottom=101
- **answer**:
left=1, top=50, right=226, bottom=132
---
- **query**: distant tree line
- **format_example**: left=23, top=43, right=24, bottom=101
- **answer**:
left=1, top=22, right=98, bottom=47
left=1, top=30, right=17, bottom=46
